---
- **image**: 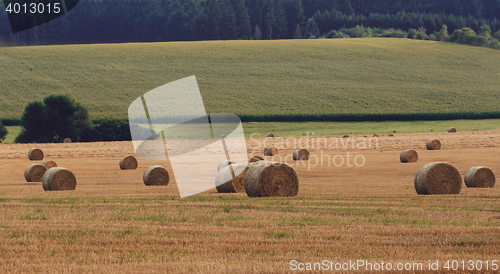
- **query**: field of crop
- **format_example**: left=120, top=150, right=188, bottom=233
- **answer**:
left=1, top=38, right=500, bottom=122
left=1, top=130, right=500, bottom=272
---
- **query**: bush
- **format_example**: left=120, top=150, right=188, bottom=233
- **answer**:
left=325, top=30, right=349, bottom=38
left=0, top=124, right=7, bottom=143
left=380, top=28, right=406, bottom=38
left=92, top=118, right=161, bottom=141
left=451, top=28, right=477, bottom=45
left=436, top=25, right=449, bottom=41
left=341, top=25, right=367, bottom=38
left=16, top=94, right=94, bottom=143
left=93, top=119, right=131, bottom=141
left=494, top=30, right=500, bottom=40
left=407, top=29, right=418, bottom=39
left=474, top=35, right=488, bottom=47
left=416, top=27, right=428, bottom=40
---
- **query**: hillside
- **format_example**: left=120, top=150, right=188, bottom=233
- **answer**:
left=0, top=38, right=499, bottom=121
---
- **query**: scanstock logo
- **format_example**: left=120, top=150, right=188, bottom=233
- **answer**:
left=128, top=76, right=248, bottom=198
left=3, top=0, right=79, bottom=33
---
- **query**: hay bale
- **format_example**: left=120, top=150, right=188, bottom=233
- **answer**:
left=28, top=148, right=44, bottom=161
left=342, top=135, right=350, bottom=138
left=426, top=139, right=441, bottom=150
left=143, top=165, right=170, bottom=186
left=266, top=133, right=274, bottom=138
left=39, top=160, right=57, bottom=169
left=215, top=164, right=248, bottom=193
left=217, top=160, right=235, bottom=171
left=388, top=134, right=394, bottom=137
left=42, top=167, right=76, bottom=191
left=293, top=149, right=310, bottom=161
left=119, top=156, right=138, bottom=170
left=24, top=164, right=48, bottom=182
left=249, top=156, right=264, bottom=163
left=400, top=150, right=418, bottom=163
left=464, top=166, right=495, bottom=188
left=244, top=161, right=299, bottom=197
left=373, top=134, right=379, bottom=137
left=414, top=162, right=462, bottom=195
left=263, top=147, right=278, bottom=156
left=447, top=127, right=456, bottom=133
left=63, top=138, right=72, bottom=143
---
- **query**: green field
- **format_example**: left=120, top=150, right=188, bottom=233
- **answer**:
left=1, top=38, right=500, bottom=121
left=241, top=119, right=500, bottom=138
left=3, top=118, right=499, bottom=144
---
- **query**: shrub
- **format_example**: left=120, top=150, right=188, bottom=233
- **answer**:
left=436, top=25, right=449, bottom=41
left=448, top=29, right=462, bottom=43
left=380, top=28, right=406, bottom=38
left=457, top=28, right=477, bottom=45
left=93, top=119, right=131, bottom=141
left=92, top=118, right=160, bottom=141
left=342, top=25, right=366, bottom=38
left=474, top=35, right=488, bottom=47
left=325, top=30, right=349, bottom=38
left=494, top=30, right=500, bottom=41
left=407, top=29, right=418, bottom=39
left=416, top=27, right=428, bottom=40
left=0, top=123, right=7, bottom=143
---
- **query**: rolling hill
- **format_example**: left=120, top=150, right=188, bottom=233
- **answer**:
left=0, top=38, right=499, bottom=122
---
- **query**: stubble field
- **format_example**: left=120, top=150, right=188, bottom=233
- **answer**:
left=0, top=130, right=499, bottom=272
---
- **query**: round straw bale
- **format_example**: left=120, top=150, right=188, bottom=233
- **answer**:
left=28, top=148, right=44, bottom=160
left=249, top=156, right=264, bottom=163
left=215, top=164, right=248, bottom=193
left=266, top=133, right=274, bottom=138
left=263, top=147, right=278, bottom=156
left=373, top=134, right=379, bottom=137
left=293, top=149, right=310, bottom=161
left=39, top=160, right=57, bottom=169
left=24, top=164, right=48, bottom=182
left=217, top=160, right=235, bottom=171
left=119, top=156, right=138, bottom=170
left=447, top=127, right=456, bottom=133
left=342, top=135, right=350, bottom=138
left=63, top=138, right=72, bottom=143
left=426, top=139, right=441, bottom=150
left=400, top=150, right=418, bottom=163
left=464, top=166, right=495, bottom=188
left=42, top=167, right=76, bottom=191
left=244, top=161, right=299, bottom=197
left=414, top=162, right=462, bottom=195
left=143, top=165, right=170, bottom=186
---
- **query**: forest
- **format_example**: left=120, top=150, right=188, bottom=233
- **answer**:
left=0, top=0, right=500, bottom=45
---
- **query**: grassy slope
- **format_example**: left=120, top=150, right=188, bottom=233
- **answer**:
left=0, top=38, right=499, bottom=121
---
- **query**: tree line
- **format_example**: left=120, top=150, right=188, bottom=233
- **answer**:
left=1, top=0, right=500, bottom=45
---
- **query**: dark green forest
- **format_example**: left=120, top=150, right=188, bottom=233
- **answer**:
left=0, top=0, right=500, bottom=45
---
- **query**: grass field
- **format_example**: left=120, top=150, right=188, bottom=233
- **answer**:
left=1, top=38, right=500, bottom=121
left=4, top=119, right=500, bottom=144
left=241, top=119, right=500, bottom=138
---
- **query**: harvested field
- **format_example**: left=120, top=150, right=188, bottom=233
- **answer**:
left=0, top=130, right=499, bottom=272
